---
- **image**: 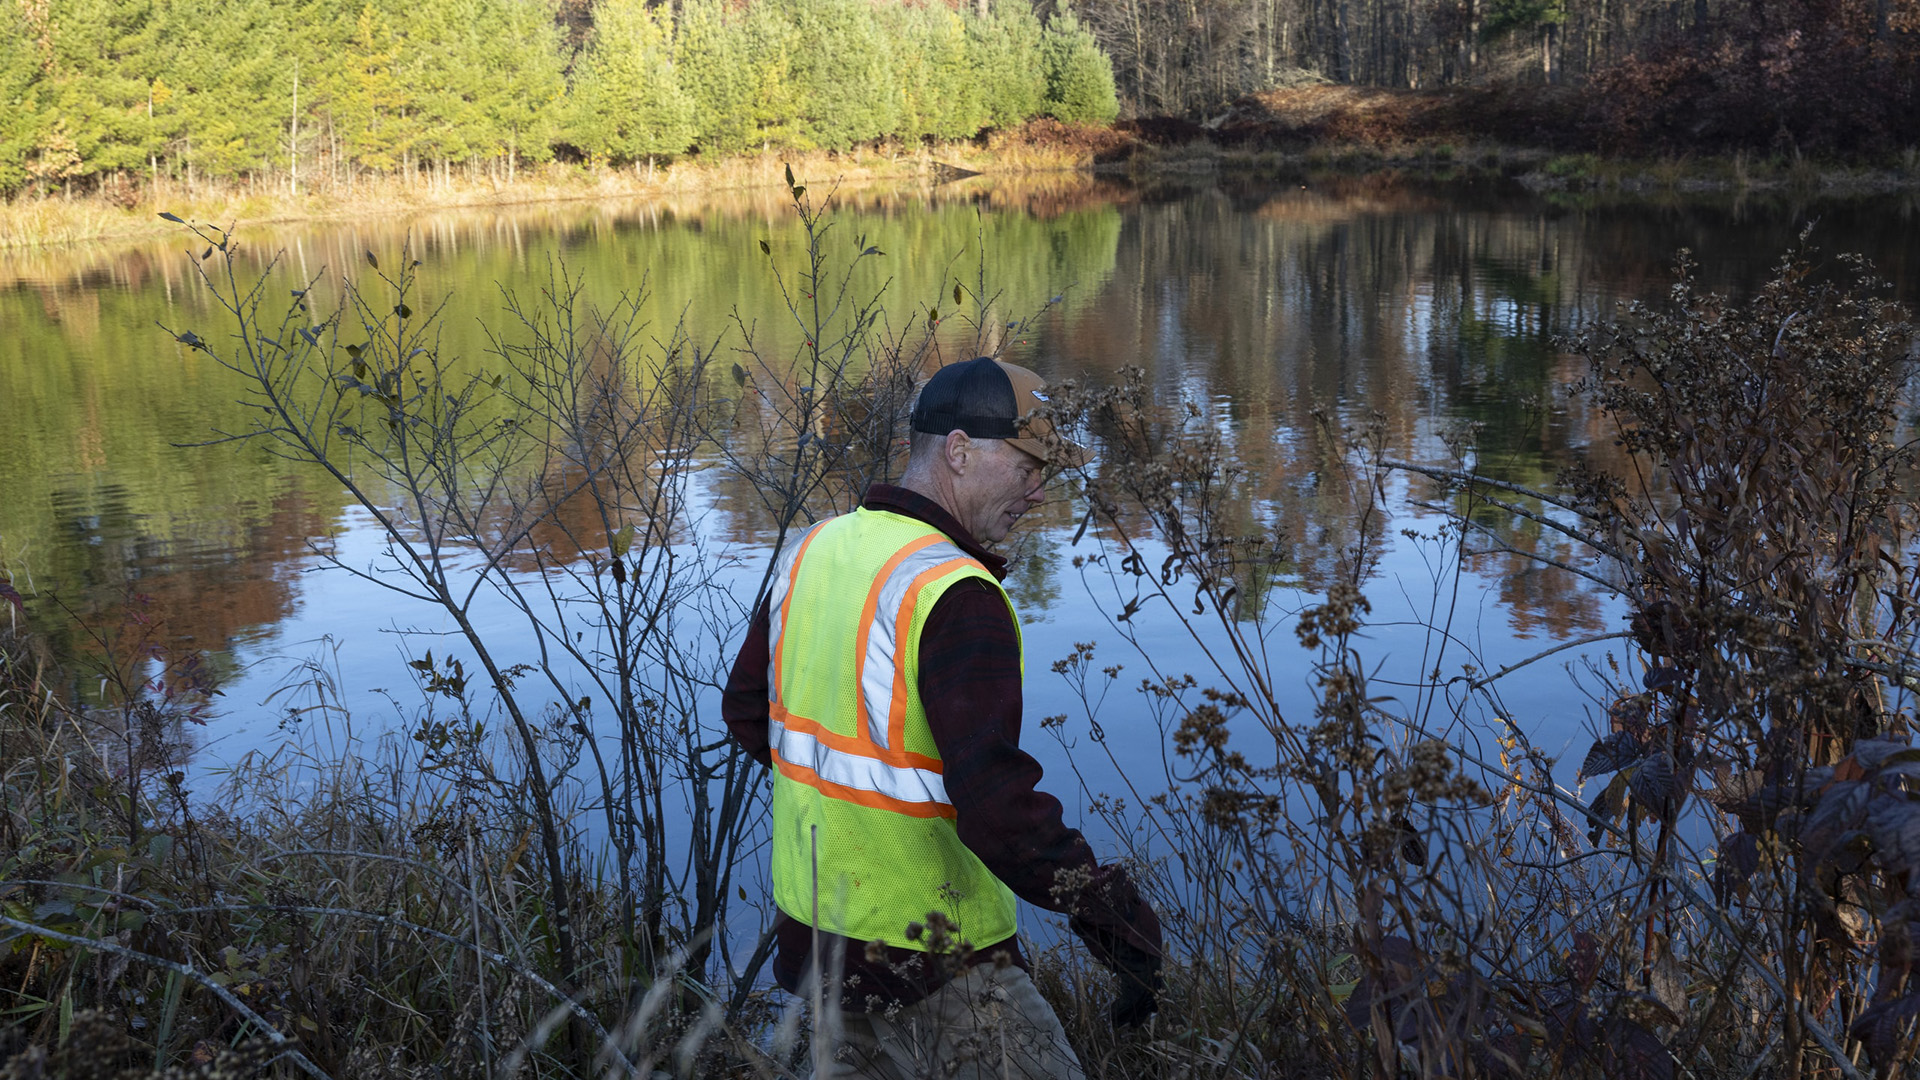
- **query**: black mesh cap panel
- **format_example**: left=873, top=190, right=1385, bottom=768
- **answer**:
left=909, top=357, right=1019, bottom=439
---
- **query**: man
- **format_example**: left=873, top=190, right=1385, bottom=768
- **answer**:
left=723, top=356, right=1164, bottom=1080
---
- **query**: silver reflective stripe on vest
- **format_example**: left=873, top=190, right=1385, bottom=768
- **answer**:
left=763, top=519, right=826, bottom=710
left=769, top=716, right=952, bottom=806
left=857, top=540, right=973, bottom=748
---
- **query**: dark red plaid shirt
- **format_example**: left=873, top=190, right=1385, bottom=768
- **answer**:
left=723, top=484, right=1157, bottom=1011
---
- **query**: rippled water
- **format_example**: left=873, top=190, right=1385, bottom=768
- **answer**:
left=5, top=174, right=1919, bottom=786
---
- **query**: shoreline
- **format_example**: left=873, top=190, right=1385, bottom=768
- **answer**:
left=0, top=134, right=1103, bottom=251
left=1118, top=139, right=1920, bottom=196
left=8, top=131, right=1919, bottom=254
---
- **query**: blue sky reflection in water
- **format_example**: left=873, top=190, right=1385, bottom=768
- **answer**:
left=4, top=175, right=1920, bottom=943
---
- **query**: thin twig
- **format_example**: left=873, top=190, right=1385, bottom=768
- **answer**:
left=1467, top=632, right=1635, bottom=691
left=1381, top=460, right=1586, bottom=515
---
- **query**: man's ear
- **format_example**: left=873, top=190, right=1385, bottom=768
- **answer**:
left=942, top=429, right=974, bottom=473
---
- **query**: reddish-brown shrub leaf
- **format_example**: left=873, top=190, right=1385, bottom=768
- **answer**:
left=1607, top=694, right=1652, bottom=734
left=1865, top=796, right=1920, bottom=874
left=1832, top=830, right=1876, bottom=874
left=1642, top=665, right=1685, bottom=694
left=1601, top=1017, right=1674, bottom=1080
left=1630, top=599, right=1698, bottom=659
left=1801, top=779, right=1870, bottom=857
left=1568, top=930, right=1600, bottom=985
left=1713, top=831, right=1760, bottom=902
left=1853, top=738, right=1918, bottom=770
left=1849, top=993, right=1920, bottom=1067
left=1581, top=731, right=1645, bottom=780
left=1630, top=751, right=1679, bottom=820
left=1800, top=765, right=1838, bottom=794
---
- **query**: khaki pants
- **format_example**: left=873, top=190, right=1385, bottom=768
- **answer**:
left=811, top=965, right=1086, bottom=1080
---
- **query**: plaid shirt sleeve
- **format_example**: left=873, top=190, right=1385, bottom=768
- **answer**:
left=720, top=598, right=773, bottom=768
left=918, top=579, right=1102, bottom=910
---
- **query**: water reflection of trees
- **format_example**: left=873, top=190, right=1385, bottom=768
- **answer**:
left=1016, top=179, right=1887, bottom=636
left=28, top=484, right=331, bottom=701
left=3, top=179, right=1130, bottom=677
left=7, top=179, right=1920, bottom=665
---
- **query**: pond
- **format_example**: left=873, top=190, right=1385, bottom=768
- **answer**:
left=4, top=171, right=1919, bottom=830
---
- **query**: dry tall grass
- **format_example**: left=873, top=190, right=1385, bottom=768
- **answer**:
left=0, top=619, right=808, bottom=1079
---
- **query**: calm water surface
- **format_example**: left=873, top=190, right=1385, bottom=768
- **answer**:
left=6, top=174, right=1920, bottom=794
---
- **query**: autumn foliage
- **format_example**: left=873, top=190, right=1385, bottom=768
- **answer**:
left=1586, top=0, right=1920, bottom=155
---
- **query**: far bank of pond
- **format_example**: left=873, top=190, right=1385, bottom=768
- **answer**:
left=10, top=113, right=1920, bottom=252
left=0, top=130, right=1109, bottom=250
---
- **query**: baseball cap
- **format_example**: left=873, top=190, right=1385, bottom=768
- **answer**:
left=910, top=356, right=1091, bottom=468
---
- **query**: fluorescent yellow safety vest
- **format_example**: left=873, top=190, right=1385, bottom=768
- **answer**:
left=766, top=507, right=1022, bottom=951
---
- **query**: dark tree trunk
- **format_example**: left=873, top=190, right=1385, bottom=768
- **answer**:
left=1331, top=0, right=1353, bottom=82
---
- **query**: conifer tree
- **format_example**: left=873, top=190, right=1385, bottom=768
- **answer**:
left=738, top=1, right=805, bottom=150
left=783, top=0, right=898, bottom=150
left=398, top=0, right=566, bottom=173
left=676, top=0, right=755, bottom=156
left=140, top=0, right=295, bottom=179
left=329, top=3, right=413, bottom=171
left=275, top=0, right=358, bottom=181
left=883, top=4, right=983, bottom=143
left=37, top=0, right=163, bottom=183
left=0, top=4, right=46, bottom=192
left=0, top=0, right=1128, bottom=196
left=1041, top=5, right=1118, bottom=124
left=966, top=0, right=1046, bottom=130
left=403, top=0, right=484, bottom=168
left=570, top=0, right=695, bottom=165
left=472, top=0, right=568, bottom=172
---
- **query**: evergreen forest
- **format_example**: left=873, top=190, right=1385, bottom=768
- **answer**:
left=0, top=0, right=1120, bottom=199
left=4, top=0, right=1917, bottom=205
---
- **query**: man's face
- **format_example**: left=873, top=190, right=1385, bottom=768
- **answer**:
left=959, top=438, right=1048, bottom=544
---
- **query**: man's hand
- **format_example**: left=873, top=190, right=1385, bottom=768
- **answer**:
left=1108, top=940, right=1162, bottom=1028
left=1064, top=863, right=1165, bottom=1028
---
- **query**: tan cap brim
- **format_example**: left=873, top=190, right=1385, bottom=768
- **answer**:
left=1009, top=432, right=1092, bottom=469
left=1000, top=362, right=1093, bottom=469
